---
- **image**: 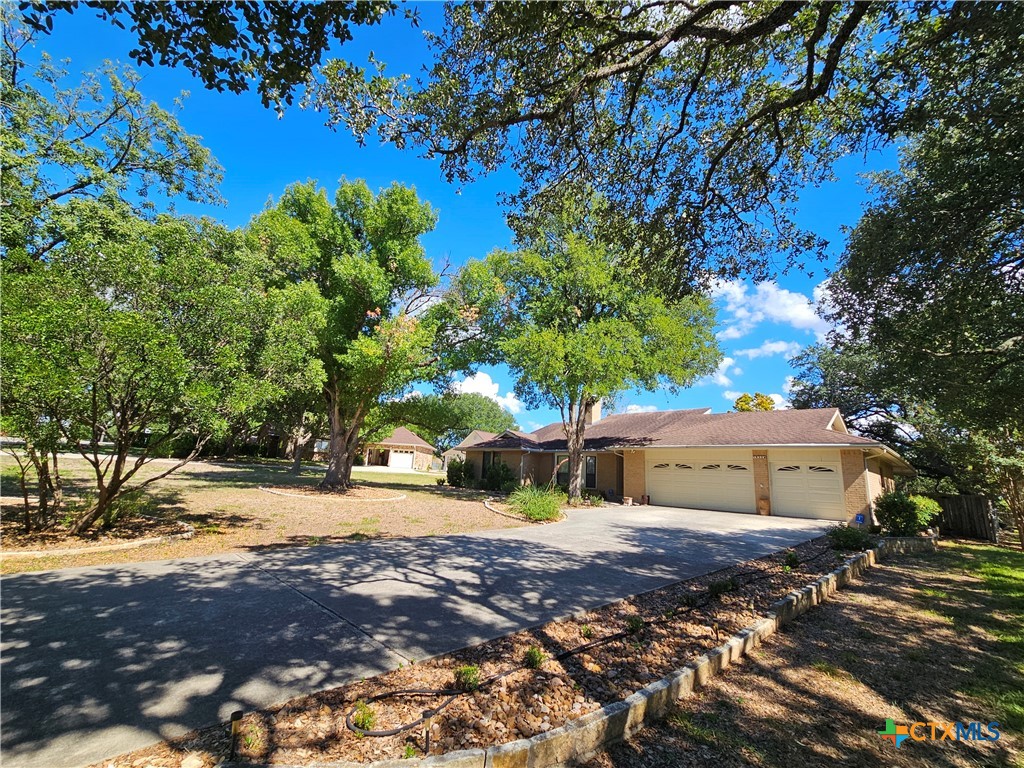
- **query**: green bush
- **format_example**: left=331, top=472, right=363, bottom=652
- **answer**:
left=101, top=490, right=158, bottom=530
left=625, top=615, right=645, bottom=634
left=523, top=645, right=546, bottom=669
left=874, top=491, right=941, bottom=536
left=351, top=700, right=376, bottom=731
left=507, top=485, right=565, bottom=521
left=826, top=523, right=875, bottom=550
left=446, top=458, right=466, bottom=488
left=452, top=665, right=481, bottom=691
left=484, top=460, right=516, bottom=491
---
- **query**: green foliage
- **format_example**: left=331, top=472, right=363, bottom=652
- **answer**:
left=23, top=1, right=400, bottom=109
left=452, top=665, right=481, bottom=692
left=100, top=490, right=157, bottom=530
left=446, top=458, right=466, bottom=488
left=874, top=492, right=940, bottom=537
left=254, top=178, right=480, bottom=489
left=462, top=192, right=719, bottom=502
left=707, top=578, right=738, bottom=598
left=483, top=461, right=516, bottom=493
left=826, top=524, right=875, bottom=551
left=784, top=551, right=801, bottom=569
left=733, top=393, right=776, bottom=412
left=387, top=392, right=518, bottom=453
left=523, top=646, right=545, bottom=670
left=1, top=13, right=223, bottom=261
left=351, top=700, right=376, bottom=731
left=625, top=615, right=645, bottom=635
left=507, top=485, right=564, bottom=522
left=579, top=624, right=593, bottom=640
left=403, top=745, right=417, bottom=760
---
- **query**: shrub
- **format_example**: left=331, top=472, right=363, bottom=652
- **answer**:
left=707, top=577, right=738, bottom=598
left=580, top=623, right=593, bottom=639
left=100, top=490, right=157, bottom=530
left=484, top=461, right=516, bottom=491
left=507, top=485, right=565, bottom=521
left=826, top=523, right=875, bottom=550
left=874, top=491, right=941, bottom=536
left=446, top=458, right=466, bottom=488
left=784, top=551, right=801, bottom=568
left=452, top=665, right=481, bottom=691
left=351, top=700, right=376, bottom=731
left=435, top=478, right=446, bottom=486
left=523, top=645, right=546, bottom=669
left=625, top=615, right=645, bottom=634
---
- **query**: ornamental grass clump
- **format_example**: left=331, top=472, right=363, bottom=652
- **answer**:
left=508, top=485, right=565, bottom=521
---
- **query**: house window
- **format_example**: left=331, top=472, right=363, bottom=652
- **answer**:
left=727, top=464, right=750, bottom=471
left=483, top=452, right=499, bottom=471
left=556, top=454, right=569, bottom=486
left=585, top=456, right=597, bottom=489
left=809, top=465, right=836, bottom=473
left=700, top=463, right=721, bottom=471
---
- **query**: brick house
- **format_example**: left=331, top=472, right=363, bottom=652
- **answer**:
left=462, top=406, right=912, bottom=523
left=363, top=427, right=436, bottom=471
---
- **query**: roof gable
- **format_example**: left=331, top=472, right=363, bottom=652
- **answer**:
left=371, top=426, right=434, bottom=450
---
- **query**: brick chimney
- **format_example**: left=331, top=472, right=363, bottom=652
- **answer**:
left=585, top=399, right=602, bottom=425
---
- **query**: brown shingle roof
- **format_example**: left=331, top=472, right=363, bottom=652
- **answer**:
left=371, top=426, right=434, bottom=450
left=453, top=430, right=497, bottom=450
left=470, top=408, right=880, bottom=452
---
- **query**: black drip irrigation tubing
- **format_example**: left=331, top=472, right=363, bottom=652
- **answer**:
left=345, top=542, right=842, bottom=738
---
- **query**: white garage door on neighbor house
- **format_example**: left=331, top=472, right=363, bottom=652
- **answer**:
left=389, top=449, right=415, bottom=469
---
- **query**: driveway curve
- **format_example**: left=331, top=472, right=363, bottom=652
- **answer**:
left=0, top=507, right=830, bottom=768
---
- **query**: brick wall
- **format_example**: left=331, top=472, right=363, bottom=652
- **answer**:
left=623, top=451, right=645, bottom=501
left=840, top=449, right=871, bottom=523
left=595, top=454, right=621, bottom=497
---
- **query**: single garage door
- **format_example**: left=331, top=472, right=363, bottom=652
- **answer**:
left=646, top=451, right=756, bottom=513
left=770, top=462, right=845, bottom=520
left=389, top=449, right=415, bottom=469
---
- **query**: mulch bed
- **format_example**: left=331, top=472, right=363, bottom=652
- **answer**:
left=92, top=537, right=848, bottom=767
left=262, top=484, right=406, bottom=500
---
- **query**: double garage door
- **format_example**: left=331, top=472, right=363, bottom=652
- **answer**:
left=646, top=451, right=756, bottom=514
left=646, top=450, right=847, bottom=520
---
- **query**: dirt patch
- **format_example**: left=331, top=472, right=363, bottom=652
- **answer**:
left=261, top=484, right=406, bottom=500
left=0, top=516, right=187, bottom=552
left=88, top=538, right=846, bottom=767
left=584, top=544, right=1021, bottom=768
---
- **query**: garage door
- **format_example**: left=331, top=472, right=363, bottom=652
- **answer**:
left=389, top=449, right=415, bottom=469
left=646, top=451, right=756, bottom=513
left=770, top=462, right=845, bottom=520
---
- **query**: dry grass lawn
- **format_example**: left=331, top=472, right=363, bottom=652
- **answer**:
left=0, top=456, right=525, bottom=574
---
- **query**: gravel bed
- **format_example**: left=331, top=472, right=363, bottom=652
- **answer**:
left=91, top=537, right=844, bottom=767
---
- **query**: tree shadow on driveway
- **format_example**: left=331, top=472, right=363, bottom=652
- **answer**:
left=1, top=512, right=828, bottom=768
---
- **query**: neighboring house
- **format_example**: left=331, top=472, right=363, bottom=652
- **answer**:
left=442, top=430, right=497, bottom=471
left=363, top=427, right=436, bottom=471
left=463, top=407, right=912, bottom=524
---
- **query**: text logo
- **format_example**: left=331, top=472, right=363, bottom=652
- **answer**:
left=878, top=719, right=1000, bottom=748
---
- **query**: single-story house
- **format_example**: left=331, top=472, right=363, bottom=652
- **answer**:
left=363, top=427, right=436, bottom=471
left=442, top=430, right=497, bottom=470
left=463, top=405, right=913, bottom=524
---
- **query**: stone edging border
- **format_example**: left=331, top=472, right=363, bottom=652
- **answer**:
left=257, top=486, right=408, bottom=503
left=230, top=535, right=938, bottom=768
left=1, top=517, right=195, bottom=560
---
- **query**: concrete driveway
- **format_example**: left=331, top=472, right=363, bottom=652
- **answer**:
left=1, top=507, right=831, bottom=768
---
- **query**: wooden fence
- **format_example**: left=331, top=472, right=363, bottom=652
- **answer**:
left=936, top=495, right=999, bottom=542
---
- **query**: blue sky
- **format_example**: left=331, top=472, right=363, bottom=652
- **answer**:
left=31, top=6, right=894, bottom=434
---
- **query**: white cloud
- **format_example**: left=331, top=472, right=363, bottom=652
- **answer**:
left=783, top=375, right=799, bottom=396
left=702, top=356, right=741, bottom=387
left=451, top=372, right=524, bottom=415
left=722, top=390, right=743, bottom=402
left=735, top=340, right=803, bottom=360
left=767, top=393, right=790, bottom=409
left=624, top=404, right=658, bottom=414
left=711, top=279, right=831, bottom=341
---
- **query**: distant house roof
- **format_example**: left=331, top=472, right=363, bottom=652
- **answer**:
left=370, top=426, right=434, bottom=451
left=469, top=408, right=887, bottom=453
left=442, top=430, right=498, bottom=458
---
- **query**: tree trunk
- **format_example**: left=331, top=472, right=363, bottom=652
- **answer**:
left=291, top=429, right=312, bottom=474
left=563, top=399, right=594, bottom=505
left=320, top=385, right=365, bottom=490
